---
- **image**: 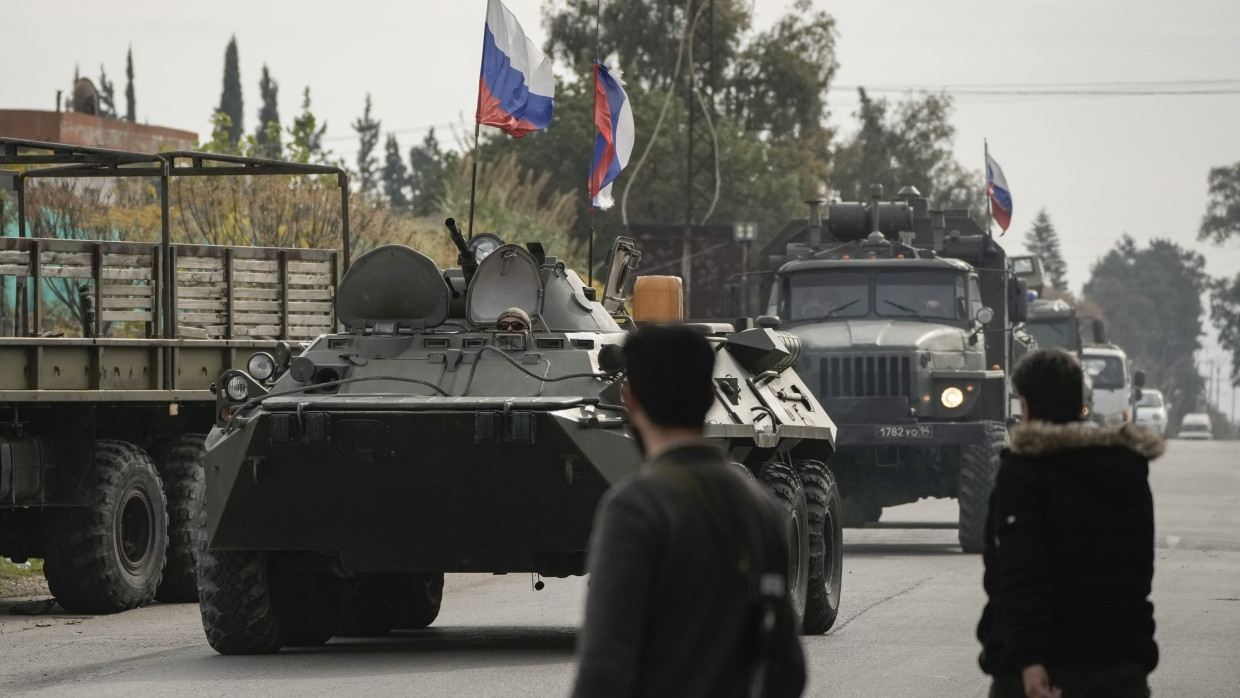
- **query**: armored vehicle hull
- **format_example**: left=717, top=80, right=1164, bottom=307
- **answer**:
left=198, top=236, right=842, bottom=653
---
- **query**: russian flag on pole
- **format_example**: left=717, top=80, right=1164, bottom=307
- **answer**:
left=986, top=151, right=1013, bottom=233
left=588, top=61, right=634, bottom=210
left=476, top=0, right=554, bottom=138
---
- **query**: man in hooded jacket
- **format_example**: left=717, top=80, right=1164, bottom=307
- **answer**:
left=978, top=348, right=1161, bottom=698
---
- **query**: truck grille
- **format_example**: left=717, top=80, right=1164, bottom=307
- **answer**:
left=820, top=355, right=913, bottom=400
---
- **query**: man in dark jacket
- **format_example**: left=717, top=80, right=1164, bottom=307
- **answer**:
left=572, top=325, right=805, bottom=698
left=978, top=348, right=1161, bottom=698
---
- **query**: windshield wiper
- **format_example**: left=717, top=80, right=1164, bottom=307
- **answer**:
left=813, top=298, right=860, bottom=321
left=883, top=299, right=924, bottom=318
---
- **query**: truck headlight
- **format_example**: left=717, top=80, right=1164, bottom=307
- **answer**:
left=247, top=352, right=276, bottom=381
left=940, top=386, right=964, bottom=409
left=225, top=375, right=250, bottom=402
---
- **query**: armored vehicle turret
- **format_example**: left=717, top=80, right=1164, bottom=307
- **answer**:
left=196, top=221, right=843, bottom=654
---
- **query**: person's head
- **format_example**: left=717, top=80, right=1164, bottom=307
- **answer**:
left=496, top=307, right=531, bottom=332
left=1012, top=348, right=1084, bottom=424
left=621, top=325, right=715, bottom=432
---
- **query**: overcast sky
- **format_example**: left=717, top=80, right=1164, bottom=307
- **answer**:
left=5, top=0, right=1240, bottom=404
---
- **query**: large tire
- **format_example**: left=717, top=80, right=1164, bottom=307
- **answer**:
left=273, top=570, right=341, bottom=647
left=196, top=505, right=281, bottom=654
left=958, top=421, right=1007, bottom=554
left=797, top=460, right=843, bottom=635
left=755, top=461, right=810, bottom=626
left=337, top=574, right=400, bottom=637
left=148, top=434, right=207, bottom=603
left=42, top=440, right=168, bottom=614
left=395, top=573, right=444, bottom=629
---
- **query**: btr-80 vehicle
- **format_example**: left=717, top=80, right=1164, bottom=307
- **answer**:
left=750, top=186, right=1028, bottom=553
left=197, top=221, right=843, bottom=653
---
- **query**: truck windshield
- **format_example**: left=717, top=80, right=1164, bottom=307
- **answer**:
left=1082, top=355, right=1126, bottom=389
left=784, top=271, right=869, bottom=321
left=875, top=270, right=965, bottom=320
left=1026, top=319, right=1079, bottom=352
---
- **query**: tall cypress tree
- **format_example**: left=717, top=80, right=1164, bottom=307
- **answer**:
left=216, top=36, right=244, bottom=146
left=352, top=94, right=381, bottom=195
left=382, top=134, right=410, bottom=210
left=98, top=65, right=117, bottom=119
left=1024, top=208, right=1069, bottom=291
left=125, top=46, right=136, bottom=122
left=66, top=65, right=81, bottom=112
left=408, top=128, right=447, bottom=216
left=255, top=64, right=281, bottom=157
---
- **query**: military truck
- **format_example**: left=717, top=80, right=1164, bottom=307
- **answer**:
left=196, top=224, right=844, bottom=654
left=746, top=186, right=1027, bottom=553
left=0, top=138, right=348, bottom=613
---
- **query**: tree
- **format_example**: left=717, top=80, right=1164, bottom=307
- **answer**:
left=1024, top=209, right=1069, bottom=290
left=831, top=89, right=987, bottom=222
left=408, top=128, right=449, bottom=216
left=288, top=87, right=328, bottom=164
left=1084, top=235, right=1208, bottom=423
left=1200, top=162, right=1240, bottom=245
left=352, top=94, right=381, bottom=195
left=1211, top=274, right=1240, bottom=386
left=98, top=65, right=117, bottom=119
left=255, top=65, right=281, bottom=157
left=216, top=36, right=244, bottom=146
left=65, top=65, right=80, bottom=112
left=382, top=134, right=410, bottom=210
left=125, top=46, right=136, bottom=122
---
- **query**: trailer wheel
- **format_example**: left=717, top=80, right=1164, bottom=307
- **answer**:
left=755, top=461, right=810, bottom=627
left=42, top=440, right=168, bottom=614
left=273, top=569, right=341, bottom=647
left=958, top=421, right=1007, bottom=554
left=197, top=506, right=281, bottom=654
left=148, top=434, right=207, bottom=603
left=337, top=574, right=399, bottom=637
left=797, top=460, right=843, bottom=634
left=395, top=573, right=444, bottom=629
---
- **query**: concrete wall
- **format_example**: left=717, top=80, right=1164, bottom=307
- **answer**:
left=0, top=110, right=196, bottom=152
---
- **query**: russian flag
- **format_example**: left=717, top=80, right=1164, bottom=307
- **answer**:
left=476, top=0, right=554, bottom=138
left=588, top=61, right=634, bottom=210
left=986, top=150, right=1013, bottom=233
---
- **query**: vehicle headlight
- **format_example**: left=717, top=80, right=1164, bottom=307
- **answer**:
left=247, top=352, right=276, bottom=381
left=225, top=375, right=250, bottom=402
left=940, top=386, right=964, bottom=409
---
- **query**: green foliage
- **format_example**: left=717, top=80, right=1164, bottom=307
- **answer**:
left=1210, top=273, right=1240, bottom=384
left=1084, top=235, right=1208, bottom=422
left=125, top=46, right=136, bottom=122
left=0, top=557, right=44, bottom=580
left=288, top=88, right=329, bottom=164
left=352, top=94, right=381, bottom=195
left=66, top=65, right=80, bottom=112
left=98, top=64, right=117, bottom=119
left=408, top=128, right=450, bottom=216
left=1024, top=209, right=1069, bottom=290
left=831, top=89, right=987, bottom=221
left=217, top=36, right=244, bottom=146
left=255, top=65, right=281, bottom=157
left=1199, top=162, right=1240, bottom=245
left=382, top=134, right=410, bottom=210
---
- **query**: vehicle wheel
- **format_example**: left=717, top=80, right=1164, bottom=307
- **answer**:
left=958, top=421, right=1007, bottom=554
left=197, top=505, right=281, bottom=654
left=41, top=440, right=168, bottom=614
left=148, top=434, right=207, bottom=603
left=272, top=568, right=341, bottom=647
left=394, top=573, right=444, bottom=629
left=797, top=460, right=843, bottom=635
left=755, top=461, right=810, bottom=627
left=337, top=574, right=400, bottom=637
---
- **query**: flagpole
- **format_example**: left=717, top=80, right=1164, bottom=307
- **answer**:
left=468, top=122, right=480, bottom=240
left=586, top=0, right=601, bottom=286
left=984, top=138, right=993, bottom=238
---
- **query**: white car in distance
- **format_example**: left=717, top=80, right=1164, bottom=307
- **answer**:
left=1135, top=389, right=1168, bottom=436
left=1179, top=412, right=1213, bottom=440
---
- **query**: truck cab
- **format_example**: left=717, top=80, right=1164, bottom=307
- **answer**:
left=1081, top=344, right=1136, bottom=425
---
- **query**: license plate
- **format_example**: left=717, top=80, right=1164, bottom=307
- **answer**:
left=875, top=425, right=934, bottom=439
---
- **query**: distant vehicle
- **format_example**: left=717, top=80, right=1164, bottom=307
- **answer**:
left=1179, top=412, right=1213, bottom=440
left=1081, top=345, right=1138, bottom=425
left=1135, top=389, right=1168, bottom=436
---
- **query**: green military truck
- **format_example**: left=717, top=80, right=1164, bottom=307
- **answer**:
left=748, top=186, right=1028, bottom=552
left=0, top=139, right=347, bottom=612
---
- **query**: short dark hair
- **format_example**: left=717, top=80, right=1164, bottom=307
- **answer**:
left=1012, top=348, right=1084, bottom=424
left=623, top=325, right=716, bottom=428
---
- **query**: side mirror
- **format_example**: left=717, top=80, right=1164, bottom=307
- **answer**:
left=755, top=315, right=781, bottom=329
left=601, top=237, right=641, bottom=314
left=1092, top=318, right=1106, bottom=344
left=1009, top=278, right=1029, bottom=324
left=1133, top=369, right=1146, bottom=388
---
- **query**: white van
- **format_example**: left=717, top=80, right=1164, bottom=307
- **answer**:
left=1081, top=345, right=1135, bottom=425
left=1179, top=412, right=1213, bottom=440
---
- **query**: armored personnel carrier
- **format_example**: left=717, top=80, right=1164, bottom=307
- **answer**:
left=748, top=186, right=1028, bottom=553
left=197, top=221, right=842, bottom=654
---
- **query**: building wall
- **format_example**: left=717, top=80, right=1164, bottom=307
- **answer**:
left=0, top=110, right=196, bottom=152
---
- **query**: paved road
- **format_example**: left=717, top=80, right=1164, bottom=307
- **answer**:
left=2, top=439, right=1236, bottom=696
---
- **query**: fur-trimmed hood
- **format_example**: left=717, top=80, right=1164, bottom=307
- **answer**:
left=1009, top=421, right=1165, bottom=460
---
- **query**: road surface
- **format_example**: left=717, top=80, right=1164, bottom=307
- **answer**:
left=2, top=438, right=1236, bottom=696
